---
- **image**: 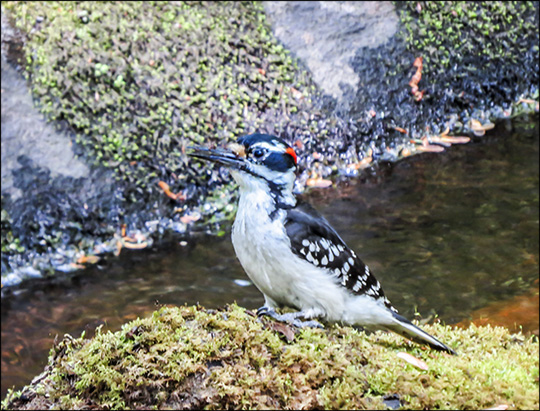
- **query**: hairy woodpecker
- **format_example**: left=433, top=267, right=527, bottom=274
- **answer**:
left=190, top=133, right=456, bottom=354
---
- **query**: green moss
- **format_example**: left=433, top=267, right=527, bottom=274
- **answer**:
left=2, top=1, right=315, bottom=201
left=1, top=202, right=25, bottom=256
left=396, top=1, right=538, bottom=78
left=2, top=304, right=538, bottom=410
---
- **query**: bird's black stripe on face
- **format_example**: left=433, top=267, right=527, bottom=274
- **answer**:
left=264, top=151, right=296, bottom=172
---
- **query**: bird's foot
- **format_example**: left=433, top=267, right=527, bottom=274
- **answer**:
left=257, top=306, right=324, bottom=329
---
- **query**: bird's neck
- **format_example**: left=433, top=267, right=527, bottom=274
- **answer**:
left=234, top=174, right=296, bottom=221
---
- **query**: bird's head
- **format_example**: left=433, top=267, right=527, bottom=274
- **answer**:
left=189, top=133, right=298, bottom=193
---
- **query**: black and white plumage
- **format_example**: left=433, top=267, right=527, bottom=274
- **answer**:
left=189, top=133, right=456, bottom=354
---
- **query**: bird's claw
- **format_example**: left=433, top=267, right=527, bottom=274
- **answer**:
left=256, top=306, right=324, bottom=329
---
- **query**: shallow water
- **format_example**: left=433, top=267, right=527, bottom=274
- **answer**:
left=1, top=115, right=538, bottom=398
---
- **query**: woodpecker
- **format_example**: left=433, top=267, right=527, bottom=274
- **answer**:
left=190, top=133, right=456, bottom=354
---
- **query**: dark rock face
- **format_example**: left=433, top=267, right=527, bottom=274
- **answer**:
left=1, top=64, right=91, bottom=201
left=1, top=25, right=120, bottom=284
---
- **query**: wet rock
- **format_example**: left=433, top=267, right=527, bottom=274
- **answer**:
left=1, top=63, right=90, bottom=201
left=263, top=1, right=399, bottom=105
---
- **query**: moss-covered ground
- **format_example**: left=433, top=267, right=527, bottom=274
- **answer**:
left=2, top=304, right=538, bottom=410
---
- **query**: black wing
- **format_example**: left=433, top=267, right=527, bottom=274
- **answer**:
left=284, top=200, right=396, bottom=312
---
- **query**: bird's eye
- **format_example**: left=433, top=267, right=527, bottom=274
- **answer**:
left=251, top=148, right=266, bottom=159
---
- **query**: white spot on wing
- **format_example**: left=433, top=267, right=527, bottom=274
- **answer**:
left=321, top=255, right=328, bottom=265
left=302, top=239, right=309, bottom=247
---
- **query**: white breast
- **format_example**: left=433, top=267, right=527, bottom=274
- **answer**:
left=229, top=172, right=394, bottom=327
left=231, top=188, right=349, bottom=321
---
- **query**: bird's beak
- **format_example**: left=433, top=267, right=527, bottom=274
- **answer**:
left=188, top=143, right=247, bottom=170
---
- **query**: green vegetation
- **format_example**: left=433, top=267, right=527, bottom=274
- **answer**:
left=2, top=304, right=538, bottom=409
left=394, top=0, right=539, bottom=121
left=3, top=1, right=314, bottom=202
left=0, top=202, right=25, bottom=256
left=398, top=1, right=538, bottom=74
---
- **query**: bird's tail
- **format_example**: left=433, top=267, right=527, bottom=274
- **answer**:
left=384, top=311, right=457, bottom=355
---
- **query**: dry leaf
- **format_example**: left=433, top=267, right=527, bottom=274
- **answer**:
left=77, top=255, right=101, bottom=265
left=180, top=212, right=201, bottom=224
left=439, top=135, right=470, bottom=144
left=306, top=178, right=332, bottom=188
left=267, top=321, right=296, bottom=342
left=416, top=144, right=445, bottom=153
left=122, top=240, right=148, bottom=249
left=397, top=352, right=428, bottom=370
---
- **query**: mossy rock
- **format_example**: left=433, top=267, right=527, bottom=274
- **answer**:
left=2, top=1, right=314, bottom=201
left=2, top=304, right=538, bottom=410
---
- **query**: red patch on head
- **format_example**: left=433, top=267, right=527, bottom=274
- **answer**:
left=285, top=147, right=297, bottom=165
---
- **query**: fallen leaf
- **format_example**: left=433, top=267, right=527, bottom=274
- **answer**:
left=397, top=352, right=428, bottom=370
left=470, top=119, right=495, bottom=136
left=158, top=181, right=186, bottom=200
left=306, top=178, right=332, bottom=188
left=290, top=87, right=303, bottom=100
left=416, top=144, right=445, bottom=153
left=180, top=212, right=201, bottom=224
left=517, top=98, right=536, bottom=105
left=266, top=321, right=296, bottom=342
left=347, top=156, right=373, bottom=170
left=439, top=135, right=470, bottom=144
left=122, top=241, right=148, bottom=249
left=401, top=147, right=412, bottom=157
left=393, top=126, right=408, bottom=134
left=114, top=240, right=123, bottom=256
left=77, top=255, right=101, bottom=265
